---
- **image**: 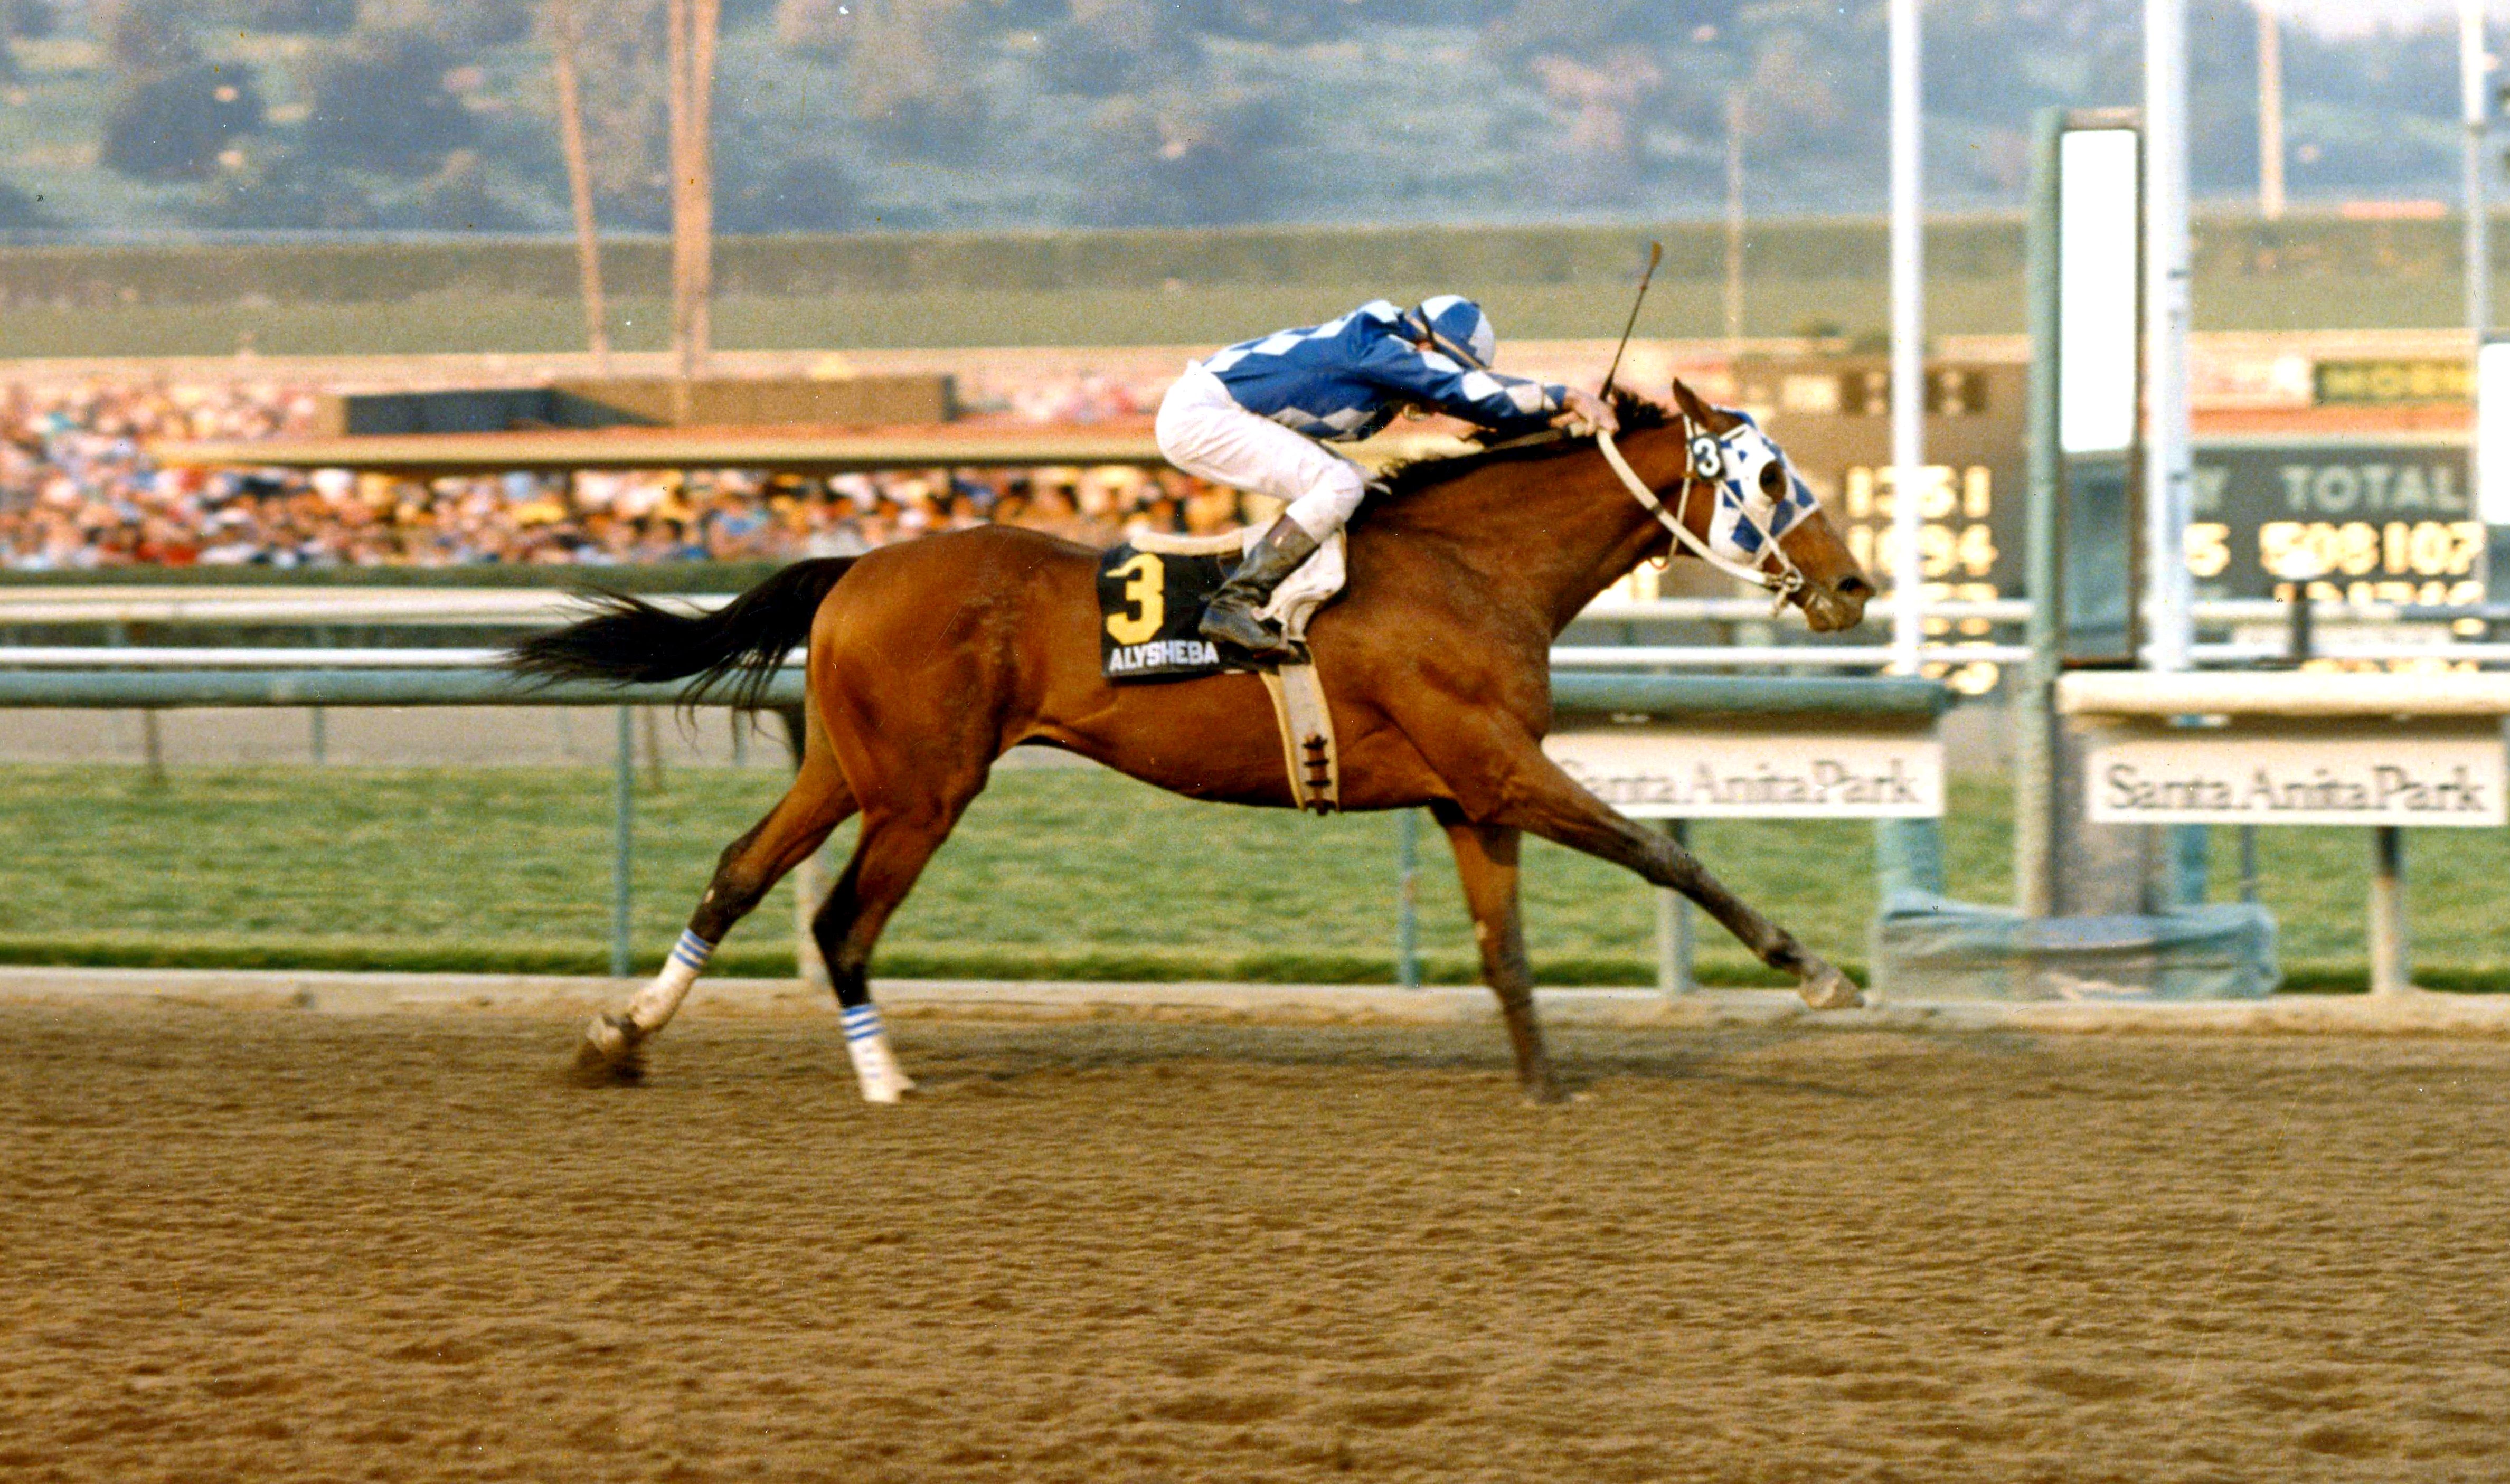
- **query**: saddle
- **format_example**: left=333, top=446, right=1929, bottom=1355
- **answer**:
left=1094, top=527, right=1345, bottom=680
left=1094, top=528, right=1346, bottom=812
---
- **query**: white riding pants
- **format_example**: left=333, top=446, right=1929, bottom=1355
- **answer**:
left=1155, top=365, right=1369, bottom=542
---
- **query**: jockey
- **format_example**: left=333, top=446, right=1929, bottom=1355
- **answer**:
left=1156, top=295, right=1619, bottom=660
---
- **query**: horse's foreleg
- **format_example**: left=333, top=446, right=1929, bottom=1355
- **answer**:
left=809, top=805, right=970, bottom=1103
left=1432, top=805, right=1561, bottom=1104
left=1464, top=746, right=1860, bottom=1010
left=574, top=752, right=858, bottom=1083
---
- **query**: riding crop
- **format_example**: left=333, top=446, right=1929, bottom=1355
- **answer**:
left=1599, top=240, right=1663, bottom=402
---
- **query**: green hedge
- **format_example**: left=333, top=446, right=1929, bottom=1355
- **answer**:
left=2, top=213, right=2485, bottom=309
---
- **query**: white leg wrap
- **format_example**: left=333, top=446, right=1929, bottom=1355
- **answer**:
left=841, top=1003, right=914, bottom=1103
left=625, top=929, right=713, bottom=1032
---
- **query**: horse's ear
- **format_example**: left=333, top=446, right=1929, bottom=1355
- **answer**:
left=1669, top=378, right=1738, bottom=433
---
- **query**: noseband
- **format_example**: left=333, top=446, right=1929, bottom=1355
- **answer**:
left=1594, top=419, right=1808, bottom=611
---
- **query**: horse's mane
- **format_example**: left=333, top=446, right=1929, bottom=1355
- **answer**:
left=1363, top=390, right=1672, bottom=515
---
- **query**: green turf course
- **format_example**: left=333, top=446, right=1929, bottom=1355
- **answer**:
left=1, top=763, right=2500, bottom=991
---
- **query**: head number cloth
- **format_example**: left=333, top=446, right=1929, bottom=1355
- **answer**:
left=1594, top=402, right=1818, bottom=607
left=1687, top=409, right=1822, bottom=567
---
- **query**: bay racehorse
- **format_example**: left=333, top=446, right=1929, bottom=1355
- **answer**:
left=511, top=380, right=1875, bottom=1103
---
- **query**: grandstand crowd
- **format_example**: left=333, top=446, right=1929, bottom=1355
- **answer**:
left=0, top=379, right=1262, bottom=570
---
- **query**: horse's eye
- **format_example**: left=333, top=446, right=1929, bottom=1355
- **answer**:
left=1759, top=462, right=1785, bottom=496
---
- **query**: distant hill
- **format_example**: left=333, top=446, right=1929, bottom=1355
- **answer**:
left=0, top=0, right=2472, bottom=239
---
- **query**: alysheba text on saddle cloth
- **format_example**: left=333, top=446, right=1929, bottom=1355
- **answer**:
left=1095, top=543, right=1234, bottom=683
left=1105, top=637, right=1222, bottom=675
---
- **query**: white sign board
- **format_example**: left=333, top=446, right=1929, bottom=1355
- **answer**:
left=2058, top=126, right=2141, bottom=457
left=2087, top=731, right=2505, bottom=826
left=1544, top=728, right=1943, bottom=819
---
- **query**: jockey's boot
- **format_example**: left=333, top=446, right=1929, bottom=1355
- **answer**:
left=1200, top=515, right=1320, bottom=663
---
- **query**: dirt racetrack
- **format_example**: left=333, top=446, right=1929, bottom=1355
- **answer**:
left=6, top=1003, right=2510, bottom=1483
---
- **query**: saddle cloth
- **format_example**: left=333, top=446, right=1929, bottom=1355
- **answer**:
left=1094, top=527, right=1346, bottom=683
left=1093, top=527, right=1347, bottom=812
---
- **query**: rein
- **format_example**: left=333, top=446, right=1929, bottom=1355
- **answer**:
left=1594, top=422, right=1806, bottom=610
left=1438, top=417, right=1809, bottom=611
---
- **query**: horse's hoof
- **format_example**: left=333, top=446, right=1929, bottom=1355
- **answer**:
left=856, top=1069, right=914, bottom=1104
left=847, top=1035, right=917, bottom=1104
left=568, top=1013, right=645, bottom=1086
left=1798, top=963, right=1864, bottom=1011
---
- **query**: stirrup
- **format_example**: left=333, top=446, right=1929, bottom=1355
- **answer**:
left=1202, top=603, right=1301, bottom=665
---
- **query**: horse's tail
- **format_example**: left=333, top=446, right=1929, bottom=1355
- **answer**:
left=504, top=557, right=857, bottom=711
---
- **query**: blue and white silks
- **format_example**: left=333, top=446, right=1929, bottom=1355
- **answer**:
left=1199, top=300, right=1567, bottom=443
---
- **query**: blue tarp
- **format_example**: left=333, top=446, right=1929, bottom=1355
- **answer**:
left=1872, top=890, right=2279, bottom=1001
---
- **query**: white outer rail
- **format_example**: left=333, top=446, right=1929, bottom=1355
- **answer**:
left=0, top=589, right=734, bottom=625
left=2058, top=670, right=2510, bottom=717
left=1, top=589, right=2492, bottom=629
left=7, top=640, right=2505, bottom=672
left=0, top=647, right=513, bottom=668
left=1551, top=645, right=2030, bottom=667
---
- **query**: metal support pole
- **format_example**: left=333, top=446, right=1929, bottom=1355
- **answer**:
left=308, top=705, right=327, bottom=766
left=1888, top=0, right=1925, bottom=676
left=612, top=704, right=634, bottom=979
left=1396, top=809, right=1421, bottom=989
left=2468, top=0, right=2492, bottom=358
left=1655, top=818, right=1693, bottom=997
left=2369, top=825, right=2410, bottom=997
left=2168, top=822, right=2209, bottom=906
left=1875, top=817, right=1946, bottom=898
left=793, top=852, right=829, bottom=991
left=2238, top=824, right=2260, bottom=904
left=2257, top=1, right=2284, bottom=221
left=2145, top=0, right=2194, bottom=671
left=2017, top=109, right=2064, bottom=918
left=2466, top=0, right=2492, bottom=526
left=140, top=709, right=164, bottom=783
left=1723, top=89, right=1747, bottom=355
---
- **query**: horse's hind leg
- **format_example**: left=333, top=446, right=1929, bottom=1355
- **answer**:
left=809, top=796, right=980, bottom=1104
left=1434, top=805, right=1561, bottom=1104
left=574, top=742, right=857, bottom=1083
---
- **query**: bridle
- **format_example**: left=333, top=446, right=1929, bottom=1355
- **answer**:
left=1594, top=415, right=1809, bottom=611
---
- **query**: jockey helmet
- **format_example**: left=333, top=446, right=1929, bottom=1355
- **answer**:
left=1403, top=294, right=1497, bottom=370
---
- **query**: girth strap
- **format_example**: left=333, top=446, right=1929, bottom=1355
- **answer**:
left=1260, top=659, right=1339, bottom=814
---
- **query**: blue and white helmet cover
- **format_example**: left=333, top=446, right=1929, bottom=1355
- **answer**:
left=1694, top=408, right=1822, bottom=562
left=1404, top=294, right=1497, bottom=371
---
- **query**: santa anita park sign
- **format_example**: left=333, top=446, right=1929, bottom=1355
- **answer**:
left=2087, top=726, right=2505, bottom=827
left=1543, top=726, right=1943, bottom=819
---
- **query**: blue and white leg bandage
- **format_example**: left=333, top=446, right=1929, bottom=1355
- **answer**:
left=841, top=1003, right=912, bottom=1102
left=626, top=928, right=715, bottom=1029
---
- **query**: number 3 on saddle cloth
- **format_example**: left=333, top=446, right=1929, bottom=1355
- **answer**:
left=1095, top=529, right=1348, bottom=683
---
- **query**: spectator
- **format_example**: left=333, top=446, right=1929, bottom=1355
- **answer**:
left=0, top=375, right=1258, bottom=569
